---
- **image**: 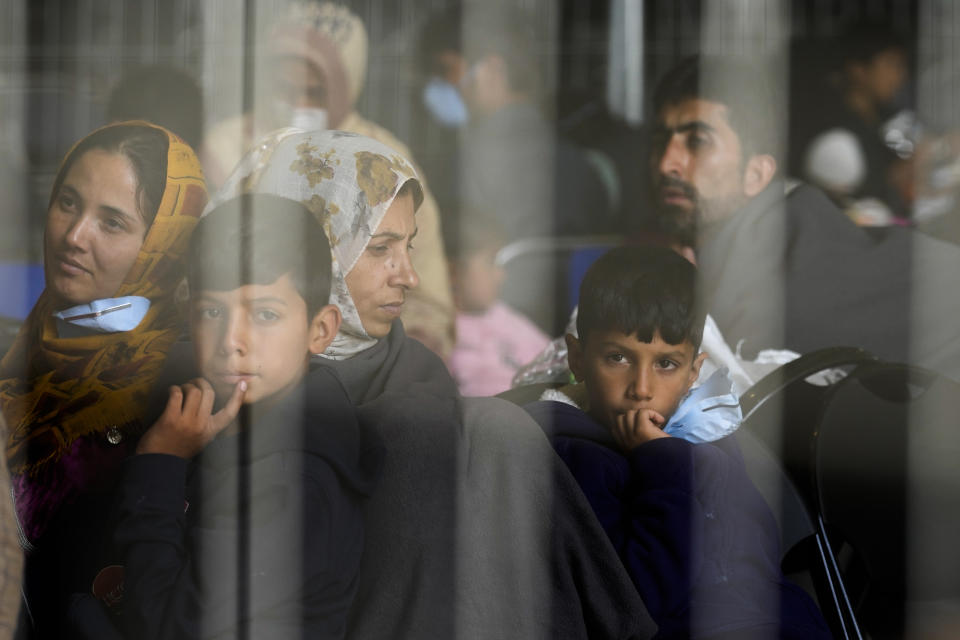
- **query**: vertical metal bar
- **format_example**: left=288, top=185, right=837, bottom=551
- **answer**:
left=141, top=0, right=152, bottom=64
left=77, top=0, right=91, bottom=133
left=626, top=0, right=643, bottom=125
left=816, top=519, right=865, bottom=640
left=236, top=1, right=256, bottom=636
left=110, top=0, right=122, bottom=70
left=813, top=532, right=855, bottom=639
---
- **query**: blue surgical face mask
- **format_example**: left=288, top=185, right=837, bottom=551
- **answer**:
left=54, top=296, right=151, bottom=337
left=663, top=367, right=742, bottom=444
left=423, top=77, right=469, bottom=128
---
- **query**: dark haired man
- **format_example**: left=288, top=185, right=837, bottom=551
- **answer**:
left=649, top=56, right=960, bottom=382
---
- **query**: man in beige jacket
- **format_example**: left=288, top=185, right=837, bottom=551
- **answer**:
left=204, top=2, right=455, bottom=356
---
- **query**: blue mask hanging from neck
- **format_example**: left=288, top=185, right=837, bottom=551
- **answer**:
left=423, top=77, right=469, bottom=128
left=54, top=296, right=151, bottom=338
left=663, top=367, right=742, bottom=444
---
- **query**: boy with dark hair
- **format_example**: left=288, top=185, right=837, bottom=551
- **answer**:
left=524, top=246, right=830, bottom=640
left=114, top=193, right=382, bottom=639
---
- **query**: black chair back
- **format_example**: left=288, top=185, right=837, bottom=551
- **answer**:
left=813, top=362, right=960, bottom=639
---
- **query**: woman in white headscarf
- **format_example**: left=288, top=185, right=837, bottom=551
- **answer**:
left=209, top=128, right=656, bottom=640
left=203, top=1, right=455, bottom=358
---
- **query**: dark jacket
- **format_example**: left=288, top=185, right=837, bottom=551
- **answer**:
left=114, top=364, right=382, bottom=640
left=524, top=400, right=830, bottom=640
left=698, top=181, right=960, bottom=382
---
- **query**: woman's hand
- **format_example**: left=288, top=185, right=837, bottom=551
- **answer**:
left=612, top=408, right=670, bottom=453
left=136, top=378, right=246, bottom=459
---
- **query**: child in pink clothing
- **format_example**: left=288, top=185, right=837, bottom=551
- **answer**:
left=445, top=213, right=550, bottom=396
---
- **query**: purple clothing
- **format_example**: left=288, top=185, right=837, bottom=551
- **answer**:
left=17, top=434, right=135, bottom=638
left=448, top=302, right=550, bottom=397
left=14, top=432, right=133, bottom=544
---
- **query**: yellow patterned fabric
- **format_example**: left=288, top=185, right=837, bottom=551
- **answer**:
left=0, top=122, right=207, bottom=478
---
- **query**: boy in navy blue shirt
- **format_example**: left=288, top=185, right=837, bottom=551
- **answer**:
left=114, top=194, right=382, bottom=639
left=524, top=246, right=829, bottom=639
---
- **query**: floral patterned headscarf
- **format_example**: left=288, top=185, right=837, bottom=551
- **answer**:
left=207, top=129, right=423, bottom=359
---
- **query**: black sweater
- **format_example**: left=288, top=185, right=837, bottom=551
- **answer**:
left=114, top=364, right=382, bottom=640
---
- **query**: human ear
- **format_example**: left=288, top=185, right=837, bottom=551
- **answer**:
left=742, top=154, right=777, bottom=197
left=688, top=351, right=708, bottom=388
left=308, top=304, right=342, bottom=355
left=565, top=333, right=585, bottom=382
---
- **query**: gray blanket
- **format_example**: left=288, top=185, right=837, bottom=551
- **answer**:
left=330, top=321, right=655, bottom=639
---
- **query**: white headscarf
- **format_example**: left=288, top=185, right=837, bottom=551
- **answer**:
left=206, top=128, right=423, bottom=359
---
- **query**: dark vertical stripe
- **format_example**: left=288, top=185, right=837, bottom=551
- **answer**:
left=236, top=2, right=256, bottom=638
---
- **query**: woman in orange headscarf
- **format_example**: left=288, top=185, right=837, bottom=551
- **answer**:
left=0, top=122, right=206, bottom=636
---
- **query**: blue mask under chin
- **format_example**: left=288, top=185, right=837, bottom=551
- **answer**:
left=423, top=77, right=469, bottom=128
left=663, top=367, right=742, bottom=444
left=54, top=296, right=151, bottom=337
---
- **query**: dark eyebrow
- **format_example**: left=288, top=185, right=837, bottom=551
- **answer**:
left=371, top=226, right=419, bottom=242
left=677, top=120, right=715, bottom=135
left=192, top=294, right=289, bottom=307
left=655, top=120, right=716, bottom=136
left=100, top=204, right=141, bottom=225
left=658, top=350, right=691, bottom=361
left=598, top=340, right=631, bottom=351
left=55, top=184, right=82, bottom=208
left=370, top=232, right=405, bottom=241
left=60, top=180, right=144, bottom=225
left=598, top=340, right=690, bottom=360
left=248, top=296, right=289, bottom=307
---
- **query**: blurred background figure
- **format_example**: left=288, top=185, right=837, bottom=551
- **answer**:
left=410, top=5, right=469, bottom=218
left=458, top=7, right=613, bottom=239
left=204, top=0, right=455, bottom=357
left=427, top=5, right=615, bottom=335
left=202, top=1, right=369, bottom=188
left=802, top=127, right=899, bottom=227
left=107, top=65, right=205, bottom=152
left=789, top=21, right=915, bottom=224
left=444, top=210, right=550, bottom=397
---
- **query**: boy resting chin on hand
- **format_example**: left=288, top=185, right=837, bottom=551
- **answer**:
left=523, top=246, right=830, bottom=640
